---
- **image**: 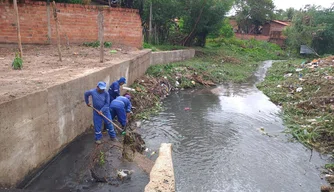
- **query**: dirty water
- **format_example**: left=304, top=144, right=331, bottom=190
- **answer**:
left=141, top=61, right=330, bottom=192
left=23, top=131, right=149, bottom=192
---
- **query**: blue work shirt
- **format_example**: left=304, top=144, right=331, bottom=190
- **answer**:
left=108, top=80, right=121, bottom=102
left=84, top=88, right=110, bottom=112
left=111, top=96, right=132, bottom=113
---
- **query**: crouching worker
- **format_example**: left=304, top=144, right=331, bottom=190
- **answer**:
left=110, top=93, right=132, bottom=131
left=108, top=77, right=126, bottom=102
left=84, top=81, right=117, bottom=144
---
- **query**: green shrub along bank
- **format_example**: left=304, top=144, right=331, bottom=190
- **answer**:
left=146, top=38, right=286, bottom=87
left=128, top=38, right=286, bottom=120
left=257, top=57, right=334, bottom=153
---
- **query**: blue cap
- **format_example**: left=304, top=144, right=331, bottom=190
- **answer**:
left=97, top=81, right=106, bottom=90
left=119, top=77, right=126, bottom=84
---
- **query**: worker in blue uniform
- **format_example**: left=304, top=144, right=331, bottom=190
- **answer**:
left=84, top=81, right=117, bottom=144
left=110, top=93, right=132, bottom=130
left=108, top=77, right=126, bottom=102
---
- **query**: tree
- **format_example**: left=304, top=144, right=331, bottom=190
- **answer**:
left=284, top=5, right=334, bottom=55
left=180, top=0, right=234, bottom=46
left=234, top=0, right=275, bottom=34
left=134, top=0, right=182, bottom=44
left=286, top=7, right=296, bottom=20
left=274, top=7, right=296, bottom=21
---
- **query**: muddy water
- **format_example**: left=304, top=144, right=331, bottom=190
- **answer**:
left=141, top=61, right=329, bottom=192
left=24, top=132, right=149, bottom=192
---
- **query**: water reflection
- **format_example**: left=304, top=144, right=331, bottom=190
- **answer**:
left=141, top=61, right=328, bottom=192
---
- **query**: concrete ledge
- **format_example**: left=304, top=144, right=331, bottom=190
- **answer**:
left=145, top=143, right=175, bottom=192
left=0, top=49, right=193, bottom=188
left=150, top=49, right=195, bottom=65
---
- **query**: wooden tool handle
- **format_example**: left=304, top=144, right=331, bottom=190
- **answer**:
left=89, top=106, right=123, bottom=132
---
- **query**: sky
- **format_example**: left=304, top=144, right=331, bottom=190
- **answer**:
left=274, top=0, right=333, bottom=10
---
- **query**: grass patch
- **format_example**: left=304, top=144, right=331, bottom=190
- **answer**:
left=133, top=38, right=287, bottom=120
left=146, top=37, right=287, bottom=85
left=257, top=57, right=334, bottom=153
left=99, top=151, right=105, bottom=166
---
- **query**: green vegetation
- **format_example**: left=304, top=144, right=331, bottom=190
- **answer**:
left=99, top=151, right=105, bottom=166
left=130, top=82, right=163, bottom=120
left=133, top=0, right=233, bottom=46
left=132, top=38, right=286, bottom=121
left=83, top=41, right=112, bottom=48
left=235, top=0, right=275, bottom=34
left=325, top=164, right=334, bottom=170
left=143, top=43, right=186, bottom=52
left=12, top=52, right=23, bottom=70
left=284, top=5, right=334, bottom=55
left=257, top=58, right=334, bottom=152
left=146, top=38, right=285, bottom=86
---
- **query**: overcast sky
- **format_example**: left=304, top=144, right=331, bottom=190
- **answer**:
left=274, top=0, right=333, bottom=10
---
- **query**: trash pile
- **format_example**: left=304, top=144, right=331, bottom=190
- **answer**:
left=172, top=66, right=216, bottom=87
left=277, top=57, right=334, bottom=151
left=321, top=165, right=334, bottom=192
left=258, top=56, right=334, bottom=191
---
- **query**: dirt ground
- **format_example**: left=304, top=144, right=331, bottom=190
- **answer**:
left=0, top=44, right=144, bottom=104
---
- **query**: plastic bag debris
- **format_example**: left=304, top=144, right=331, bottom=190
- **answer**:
left=123, top=87, right=136, bottom=92
left=284, top=73, right=293, bottom=78
left=117, top=169, right=134, bottom=180
left=296, top=87, right=303, bottom=92
left=175, top=81, right=180, bottom=87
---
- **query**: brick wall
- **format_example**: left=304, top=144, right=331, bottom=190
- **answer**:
left=0, top=1, right=142, bottom=48
left=235, top=33, right=270, bottom=41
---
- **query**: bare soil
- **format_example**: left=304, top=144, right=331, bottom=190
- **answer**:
left=0, top=44, right=144, bottom=104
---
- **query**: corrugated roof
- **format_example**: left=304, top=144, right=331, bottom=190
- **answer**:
left=271, top=20, right=290, bottom=26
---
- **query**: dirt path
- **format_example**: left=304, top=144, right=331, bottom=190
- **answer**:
left=0, top=44, right=144, bottom=104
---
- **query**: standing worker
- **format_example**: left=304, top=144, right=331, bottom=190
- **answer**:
left=110, top=93, right=132, bottom=130
left=84, top=81, right=117, bottom=144
left=108, top=77, right=126, bottom=102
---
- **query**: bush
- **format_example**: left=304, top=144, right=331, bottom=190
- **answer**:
left=12, top=52, right=23, bottom=70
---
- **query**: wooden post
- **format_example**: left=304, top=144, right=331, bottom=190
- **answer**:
left=13, top=0, right=23, bottom=58
left=47, top=0, right=51, bottom=44
left=52, top=1, right=62, bottom=62
left=98, top=9, right=104, bottom=63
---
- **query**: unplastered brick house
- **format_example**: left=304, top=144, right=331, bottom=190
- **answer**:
left=0, top=0, right=143, bottom=48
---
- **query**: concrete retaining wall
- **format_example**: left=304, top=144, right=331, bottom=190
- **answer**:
left=0, top=49, right=193, bottom=188
left=150, top=49, right=195, bottom=65
left=145, top=143, right=175, bottom=192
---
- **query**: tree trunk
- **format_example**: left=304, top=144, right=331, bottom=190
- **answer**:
left=47, top=0, right=51, bottom=44
left=13, top=0, right=23, bottom=58
left=52, top=1, right=62, bottom=62
left=148, top=1, right=152, bottom=43
left=181, top=0, right=207, bottom=46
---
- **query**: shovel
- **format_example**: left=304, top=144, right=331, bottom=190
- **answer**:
left=89, top=106, right=126, bottom=136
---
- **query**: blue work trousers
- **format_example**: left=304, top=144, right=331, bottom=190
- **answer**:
left=110, top=101, right=127, bottom=127
left=93, top=110, right=116, bottom=140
